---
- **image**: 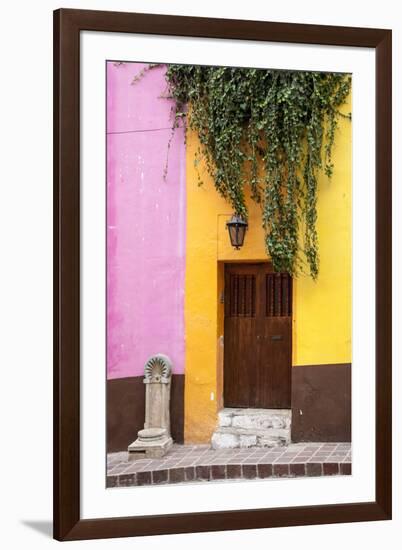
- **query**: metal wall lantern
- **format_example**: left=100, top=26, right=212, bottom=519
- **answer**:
left=226, top=215, right=248, bottom=249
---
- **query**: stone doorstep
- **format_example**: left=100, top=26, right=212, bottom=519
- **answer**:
left=218, top=408, right=292, bottom=429
left=214, top=426, right=290, bottom=438
left=212, top=408, right=292, bottom=450
left=211, top=429, right=290, bottom=450
left=107, top=461, right=351, bottom=488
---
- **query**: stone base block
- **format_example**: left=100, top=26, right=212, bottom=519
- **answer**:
left=128, top=435, right=173, bottom=459
left=211, top=430, right=289, bottom=449
left=211, top=408, right=291, bottom=449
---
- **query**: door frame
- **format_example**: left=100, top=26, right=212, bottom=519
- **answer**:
left=220, top=260, right=293, bottom=410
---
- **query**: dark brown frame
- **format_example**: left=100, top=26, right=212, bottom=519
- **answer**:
left=54, top=8, right=392, bottom=541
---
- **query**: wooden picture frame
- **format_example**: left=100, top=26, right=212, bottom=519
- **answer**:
left=53, top=8, right=392, bottom=541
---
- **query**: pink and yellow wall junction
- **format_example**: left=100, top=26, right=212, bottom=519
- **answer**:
left=107, top=62, right=351, bottom=451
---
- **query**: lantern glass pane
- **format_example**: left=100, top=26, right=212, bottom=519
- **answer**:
left=228, top=225, right=238, bottom=246
left=237, top=226, right=245, bottom=246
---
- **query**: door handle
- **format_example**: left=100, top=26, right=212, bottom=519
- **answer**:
left=271, top=335, right=283, bottom=341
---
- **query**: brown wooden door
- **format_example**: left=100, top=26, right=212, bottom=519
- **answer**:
left=223, top=263, right=292, bottom=409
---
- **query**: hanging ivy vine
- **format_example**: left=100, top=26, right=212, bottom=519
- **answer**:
left=132, top=64, right=351, bottom=279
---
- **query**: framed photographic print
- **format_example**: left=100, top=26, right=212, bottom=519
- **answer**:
left=53, top=8, right=392, bottom=541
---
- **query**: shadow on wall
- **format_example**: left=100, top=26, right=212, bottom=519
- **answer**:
left=21, top=521, right=53, bottom=539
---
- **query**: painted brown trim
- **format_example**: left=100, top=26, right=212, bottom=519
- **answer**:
left=293, top=362, right=351, bottom=369
left=291, top=363, right=351, bottom=442
left=54, top=8, right=391, bottom=540
left=107, top=374, right=185, bottom=452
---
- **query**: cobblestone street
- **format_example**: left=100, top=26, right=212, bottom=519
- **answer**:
left=107, top=442, right=351, bottom=488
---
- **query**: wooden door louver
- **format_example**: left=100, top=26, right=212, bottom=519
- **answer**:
left=266, top=273, right=292, bottom=317
left=228, top=274, right=256, bottom=317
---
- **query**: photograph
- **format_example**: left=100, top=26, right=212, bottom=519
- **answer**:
left=0, top=0, right=395, bottom=546
left=106, top=60, right=352, bottom=488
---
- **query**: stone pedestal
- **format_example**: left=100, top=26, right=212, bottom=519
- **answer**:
left=128, top=354, right=173, bottom=459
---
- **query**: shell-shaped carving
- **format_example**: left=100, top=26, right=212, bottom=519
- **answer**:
left=144, top=354, right=172, bottom=383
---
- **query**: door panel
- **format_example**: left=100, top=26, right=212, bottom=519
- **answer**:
left=224, top=317, right=257, bottom=408
left=224, top=263, right=292, bottom=409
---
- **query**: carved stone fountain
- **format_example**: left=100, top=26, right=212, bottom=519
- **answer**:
left=128, top=354, right=173, bottom=458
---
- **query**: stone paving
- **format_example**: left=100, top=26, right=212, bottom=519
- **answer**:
left=107, top=442, right=351, bottom=488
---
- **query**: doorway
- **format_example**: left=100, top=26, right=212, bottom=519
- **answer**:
left=223, top=263, right=292, bottom=408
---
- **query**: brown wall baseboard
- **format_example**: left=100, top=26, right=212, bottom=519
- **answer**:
left=291, top=363, right=351, bottom=442
left=107, top=364, right=350, bottom=452
left=107, top=374, right=185, bottom=452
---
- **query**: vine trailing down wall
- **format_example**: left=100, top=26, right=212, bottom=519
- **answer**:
left=133, top=65, right=351, bottom=279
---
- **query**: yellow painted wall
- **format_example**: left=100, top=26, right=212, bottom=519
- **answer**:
left=184, top=95, right=351, bottom=443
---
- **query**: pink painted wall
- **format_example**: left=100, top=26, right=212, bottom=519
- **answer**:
left=107, top=62, right=186, bottom=379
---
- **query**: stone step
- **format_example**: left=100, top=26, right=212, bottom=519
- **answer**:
left=215, top=426, right=290, bottom=438
left=218, top=408, right=291, bottom=430
left=211, top=408, right=292, bottom=449
left=211, top=428, right=290, bottom=449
